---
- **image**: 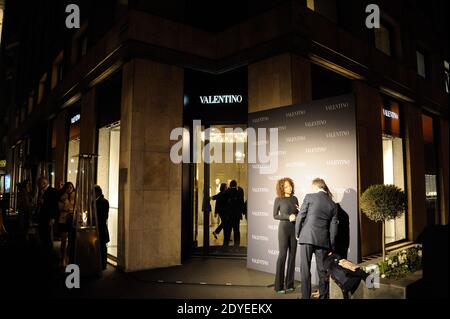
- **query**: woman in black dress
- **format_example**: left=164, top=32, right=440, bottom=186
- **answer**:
left=273, top=178, right=298, bottom=293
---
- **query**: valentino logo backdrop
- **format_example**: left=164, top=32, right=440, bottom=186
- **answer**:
left=247, top=94, right=358, bottom=284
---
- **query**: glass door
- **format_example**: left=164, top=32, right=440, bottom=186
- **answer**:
left=192, top=124, right=248, bottom=256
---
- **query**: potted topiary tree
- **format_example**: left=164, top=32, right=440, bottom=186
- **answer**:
left=360, top=184, right=407, bottom=260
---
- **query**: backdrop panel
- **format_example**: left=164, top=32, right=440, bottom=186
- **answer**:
left=247, top=94, right=358, bottom=284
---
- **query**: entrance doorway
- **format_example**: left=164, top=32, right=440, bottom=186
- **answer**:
left=192, top=124, right=248, bottom=256
left=182, top=67, right=248, bottom=259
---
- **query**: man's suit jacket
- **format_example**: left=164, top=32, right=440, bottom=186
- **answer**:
left=38, top=186, right=59, bottom=223
left=224, top=187, right=245, bottom=220
left=295, top=192, right=338, bottom=250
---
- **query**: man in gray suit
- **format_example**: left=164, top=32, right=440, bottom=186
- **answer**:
left=295, top=178, right=338, bottom=299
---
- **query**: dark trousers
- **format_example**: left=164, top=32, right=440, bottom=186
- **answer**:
left=299, top=244, right=329, bottom=299
left=214, top=214, right=225, bottom=234
left=223, top=216, right=240, bottom=248
left=100, top=241, right=107, bottom=270
left=38, top=222, right=53, bottom=253
left=68, top=227, right=75, bottom=264
left=274, top=221, right=297, bottom=291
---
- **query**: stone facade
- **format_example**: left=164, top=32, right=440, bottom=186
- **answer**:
left=118, top=59, right=183, bottom=271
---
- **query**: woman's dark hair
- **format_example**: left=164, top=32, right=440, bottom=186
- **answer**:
left=94, top=185, right=103, bottom=196
left=61, top=182, right=75, bottom=194
left=230, top=180, right=237, bottom=188
left=219, top=183, right=227, bottom=192
left=276, top=178, right=295, bottom=197
left=312, top=178, right=333, bottom=199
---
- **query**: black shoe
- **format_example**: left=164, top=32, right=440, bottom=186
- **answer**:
left=212, top=232, right=218, bottom=240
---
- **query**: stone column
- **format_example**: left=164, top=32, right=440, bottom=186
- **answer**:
left=119, top=59, right=183, bottom=272
left=353, top=81, right=383, bottom=258
left=403, top=102, right=426, bottom=240
left=248, top=53, right=312, bottom=112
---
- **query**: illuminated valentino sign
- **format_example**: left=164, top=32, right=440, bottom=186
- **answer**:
left=383, top=109, right=399, bottom=119
left=199, top=95, right=243, bottom=104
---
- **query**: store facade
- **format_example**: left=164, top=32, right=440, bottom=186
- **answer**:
left=3, top=4, right=448, bottom=274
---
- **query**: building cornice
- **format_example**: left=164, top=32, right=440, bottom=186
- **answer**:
left=9, top=2, right=449, bottom=142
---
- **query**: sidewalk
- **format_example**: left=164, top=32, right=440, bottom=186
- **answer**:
left=0, top=227, right=301, bottom=299
left=50, top=257, right=301, bottom=299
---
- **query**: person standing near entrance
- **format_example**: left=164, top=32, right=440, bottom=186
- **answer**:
left=36, top=177, right=59, bottom=253
left=273, top=178, right=298, bottom=293
left=295, top=178, right=338, bottom=299
left=222, top=180, right=245, bottom=251
left=57, top=182, right=75, bottom=267
left=211, top=183, right=228, bottom=240
left=94, top=185, right=110, bottom=270
left=16, top=181, right=33, bottom=239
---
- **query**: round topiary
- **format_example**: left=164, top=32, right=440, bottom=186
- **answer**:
left=360, top=184, right=407, bottom=222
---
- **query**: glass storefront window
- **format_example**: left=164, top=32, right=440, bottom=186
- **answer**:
left=417, top=50, right=427, bottom=78
left=67, top=111, right=80, bottom=185
left=382, top=99, right=407, bottom=244
left=11, top=140, right=27, bottom=213
left=67, top=139, right=80, bottom=185
left=0, top=175, right=4, bottom=194
left=97, top=122, right=120, bottom=259
left=0, top=8, right=3, bottom=44
left=382, top=135, right=406, bottom=244
left=5, top=174, right=10, bottom=192
left=422, top=114, right=440, bottom=225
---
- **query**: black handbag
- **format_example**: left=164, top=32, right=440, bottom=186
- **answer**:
left=324, top=254, right=368, bottom=298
